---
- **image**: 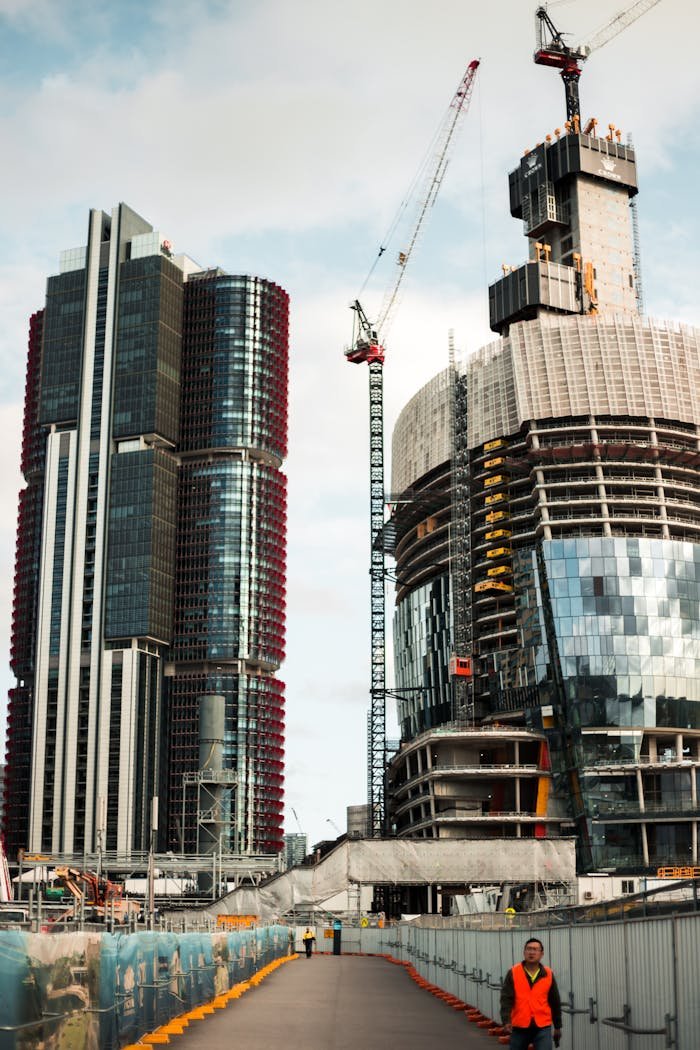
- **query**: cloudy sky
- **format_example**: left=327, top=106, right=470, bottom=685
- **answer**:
left=0, top=0, right=698, bottom=849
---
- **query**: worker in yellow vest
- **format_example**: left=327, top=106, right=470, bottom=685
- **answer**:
left=302, top=927, right=315, bottom=958
left=500, top=938, right=562, bottom=1049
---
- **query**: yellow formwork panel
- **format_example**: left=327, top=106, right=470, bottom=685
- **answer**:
left=485, top=528, right=511, bottom=540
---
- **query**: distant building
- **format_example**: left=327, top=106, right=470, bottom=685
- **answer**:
left=283, top=833, right=308, bottom=869
left=4, top=204, right=288, bottom=859
left=347, top=804, right=370, bottom=838
left=388, top=118, right=700, bottom=875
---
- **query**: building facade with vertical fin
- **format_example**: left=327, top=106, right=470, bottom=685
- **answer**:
left=388, top=118, right=700, bottom=878
left=3, top=204, right=288, bottom=859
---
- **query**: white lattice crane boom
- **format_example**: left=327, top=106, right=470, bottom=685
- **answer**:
left=584, top=0, right=661, bottom=55
left=375, top=59, right=480, bottom=340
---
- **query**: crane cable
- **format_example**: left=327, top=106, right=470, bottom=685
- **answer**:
left=356, top=106, right=448, bottom=301
left=356, top=60, right=480, bottom=330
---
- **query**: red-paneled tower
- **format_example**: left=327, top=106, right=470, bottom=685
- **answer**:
left=4, top=311, right=46, bottom=856
left=169, top=273, right=288, bottom=854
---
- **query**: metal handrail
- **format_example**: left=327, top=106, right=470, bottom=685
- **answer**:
left=0, top=1003, right=115, bottom=1035
left=602, top=1005, right=676, bottom=1046
left=561, top=993, right=597, bottom=1022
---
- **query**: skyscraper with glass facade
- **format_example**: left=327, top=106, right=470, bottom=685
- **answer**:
left=3, top=204, right=288, bottom=858
left=388, top=118, right=700, bottom=875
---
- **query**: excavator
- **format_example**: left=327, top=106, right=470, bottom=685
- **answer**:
left=51, top=866, right=141, bottom=924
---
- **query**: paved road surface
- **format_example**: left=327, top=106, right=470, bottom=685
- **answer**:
left=176, top=954, right=500, bottom=1050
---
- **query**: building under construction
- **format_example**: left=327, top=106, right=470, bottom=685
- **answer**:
left=388, top=16, right=700, bottom=876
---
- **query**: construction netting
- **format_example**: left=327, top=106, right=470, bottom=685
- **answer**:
left=168, top=839, right=577, bottom=923
left=0, top=924, right=288, bottom=1050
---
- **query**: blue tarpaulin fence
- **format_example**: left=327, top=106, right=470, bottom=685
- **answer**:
left=0, top=924, right=289, bottom=1050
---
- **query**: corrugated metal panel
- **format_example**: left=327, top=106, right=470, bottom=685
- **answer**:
left=624, top=918, right=675, bottom=1050
left=674, top=914, right=700, bottom=1050
left=562, top=923, right=602, bottom=1050
left=378, top=910, right=700, bottom=1049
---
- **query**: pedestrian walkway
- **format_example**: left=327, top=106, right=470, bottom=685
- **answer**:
left=173, top=954, right=500, bottom=1050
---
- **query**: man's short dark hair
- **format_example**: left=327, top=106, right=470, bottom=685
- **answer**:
left=524, top=938, right=544, bottom=951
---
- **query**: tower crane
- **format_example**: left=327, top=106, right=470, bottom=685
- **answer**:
left=534, top=0, right=661, bottom=123
left=291, top=807, right=304, bottom=835
left=345, top=58, right=480, bottom=839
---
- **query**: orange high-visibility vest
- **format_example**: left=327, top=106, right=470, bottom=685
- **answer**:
left=510, top=964, right=553, bottom=1028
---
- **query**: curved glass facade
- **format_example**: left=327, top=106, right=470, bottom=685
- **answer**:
left=169, top=271, right=288, bottom=855
left=173, top=459, right=286, bottom=666
left=542, top=536, right=700, bottom=728
left=494, top=536, right=700, bottom=723
left=180, top=274, right=288, bottom=462
left=393, top=575, right=452, bottom=741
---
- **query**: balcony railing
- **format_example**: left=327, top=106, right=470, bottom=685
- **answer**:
left=396, top=811, right=563, bottom=834
left=589, top=797, right=700, bottom=818
left=583, top=756, right=696, bottom=770
left=391, top=762, right=543, bottom=796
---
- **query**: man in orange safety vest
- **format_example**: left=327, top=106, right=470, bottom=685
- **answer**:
left=500, top=938, right=562, bottom=1049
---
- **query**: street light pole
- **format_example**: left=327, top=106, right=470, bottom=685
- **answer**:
left=148, top=796, right=158, bottom=929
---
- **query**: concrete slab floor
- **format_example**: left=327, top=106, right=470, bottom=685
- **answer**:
left=174, top=955, right=500, bottom=1050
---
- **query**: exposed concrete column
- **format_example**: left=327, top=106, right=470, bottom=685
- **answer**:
left=647, top=735, right=657, bottom=763
left=637, top=766, right=649, bottom=865
left=515, top=776, right=522, bottom=838
left=590, top=417, right=612, bottom=538
left=692, top=765, right=698, bottom=863
left=427, top=741, right=436, bottom=828
left=636, top=768, right=645, bottom=812
left=676, top=733, right=684, bottom=762
left=530, top=426, right=552, bottom=541
left=649, top=419, right=670, bottom=539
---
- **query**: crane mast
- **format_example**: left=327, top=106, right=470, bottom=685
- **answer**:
left=346, top=59, right=480, bottom=838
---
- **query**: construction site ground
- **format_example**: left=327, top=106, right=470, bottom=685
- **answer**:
left=173, top=952, right=499, bottom=1050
